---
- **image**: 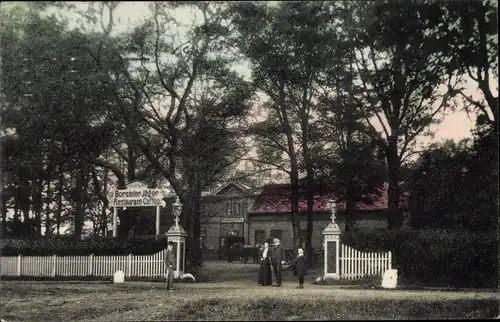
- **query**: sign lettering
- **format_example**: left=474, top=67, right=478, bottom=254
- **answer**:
left=109, top=187, right=167, bottom=208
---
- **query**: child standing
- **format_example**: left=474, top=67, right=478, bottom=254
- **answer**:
left=291, top=248, right=307, bottom=289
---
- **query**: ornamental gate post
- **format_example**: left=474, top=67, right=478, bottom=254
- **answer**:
left=322, top=200, right=341, bottom=279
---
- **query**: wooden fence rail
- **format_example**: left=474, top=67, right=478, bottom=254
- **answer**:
left=339, top=244, right=392, bottom=280
left=0, top=251, right=166, bottom=278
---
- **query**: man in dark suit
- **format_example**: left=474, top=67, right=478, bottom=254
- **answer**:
left=165, top=241, right=176, bottom=291
left=271, top=238, right=285, bottom=287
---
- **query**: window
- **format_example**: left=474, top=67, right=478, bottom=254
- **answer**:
left=254, top=230, right=265, bottom=245
left=200, top=229, right=207, bottom=248
left=227, top=200, right=242, bottom=217
left=270, top=230, right=282, bottom=242
left=300, top=229, right=308, bottom=245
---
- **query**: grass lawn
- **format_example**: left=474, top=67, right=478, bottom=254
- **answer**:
left=1, top=261, right=498, bottom=321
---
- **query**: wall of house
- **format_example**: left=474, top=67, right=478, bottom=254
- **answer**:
left=248, top=213, right=331, bottom=249
left=199, top=184, right=255, bottom=252
left=248, top=211, right=388, bottom=249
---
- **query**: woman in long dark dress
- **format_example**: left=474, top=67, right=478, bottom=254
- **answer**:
left=258, top=242, right=272, bottom=286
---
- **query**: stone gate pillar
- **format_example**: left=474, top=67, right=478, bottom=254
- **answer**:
left=322, top=200, right=341, bottom=280
left=165, top=196, right=187, bottom=278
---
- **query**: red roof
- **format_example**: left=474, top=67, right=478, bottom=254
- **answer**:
left=250, top=183, right=408, bottom=214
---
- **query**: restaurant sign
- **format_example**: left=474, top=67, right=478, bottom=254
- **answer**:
left=109, top=182, right=168, bottom=208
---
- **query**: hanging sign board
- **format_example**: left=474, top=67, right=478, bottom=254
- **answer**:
left=109, top=181, right=168, bottom=208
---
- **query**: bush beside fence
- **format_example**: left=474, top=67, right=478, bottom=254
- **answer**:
left=0, top=236, right=168, bottom=256
left=342, top=228, right=498, bottom=288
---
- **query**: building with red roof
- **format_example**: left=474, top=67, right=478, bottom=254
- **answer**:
left=197, top=181, right=409, bottom=259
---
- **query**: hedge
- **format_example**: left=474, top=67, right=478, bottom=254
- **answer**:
left=0, top=235, right=207, bottom=273
left=0, top=236, right=170, bottom=256
left=342, top=228, right=498, bottom=289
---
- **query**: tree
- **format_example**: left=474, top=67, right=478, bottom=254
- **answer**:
left=0, top=6, right=125, bottom=239
left=230, top=2, right=349, bottom=257
left=434, top=0, right=498, bottom=131
left=314, top=89, right=386, bottom=231
left=230, top=2, right=302, bottom=248
left=409, top=122, right=497, bottom=232
left=344, top=1, right=461, bottom=229
left=73, top=2, right=254, bottom=267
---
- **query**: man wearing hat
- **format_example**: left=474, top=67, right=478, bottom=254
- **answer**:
left=165, top=241, right=175, bottom=291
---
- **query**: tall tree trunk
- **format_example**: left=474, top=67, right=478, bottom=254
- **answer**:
left=90, top=166, right=108, bottom=236
left=300, top=86, right=315, bottom=266
left=180, top=171, right=203, bottom=270
left=74, top=162, right=87, bottom=240
left=127, top=144, right=136, bottom=182
left=192, top=185, right=202, bottom=268
left=45, top=179, right=53, bottom=236
left=101, top=169, right=108, bottom=236
left=386, top=137, right=402, bottom=229
left=56, top=169, right=64, bottom=236
left=305, top=163, right=314, bottom=265
left=14, top=194, right=20, bottom=221
left=345, top=112, right=356, bottom=232
left=1, top=192, right=7, bottom=238
left=0, top=171, right=6, bottom=237
left=279, top=72, right=301, bottom=249
left=289, top=161, right=301, bottom=249
left=33, top=179, right=43, bottom=238
left=345, top=193, right=356, bottom=232
left=182, top=185, right=199, bottom=269
left=20, top=179, right=30, bottom=224
left=302, top=131, right=314, bottom=264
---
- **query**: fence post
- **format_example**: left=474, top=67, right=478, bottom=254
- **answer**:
left=52, top=255, right=57, bottom=277
left=17, top=254, right=22, bottom=276
left=127, top=254, right=132, bottom=278
left=88, top=254, right=94, bottom=276
left=388, top=251, right=392, bottom=270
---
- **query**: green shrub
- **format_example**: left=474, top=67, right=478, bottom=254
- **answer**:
left=341, top=228, right=498, bottom=288
left=341, top=228, right=411, bottom=253
left=398, top=229, right=498, bottom=288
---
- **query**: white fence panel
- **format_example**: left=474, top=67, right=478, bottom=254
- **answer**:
left=339, top=244, right=392, bottom=280
left=23, top=255, right=53, bottom=277
left=56, top=256, right=88, bottom=276
left=0, top=250, right=166, bottom=278
left=1, top=256, right=19, bottom=276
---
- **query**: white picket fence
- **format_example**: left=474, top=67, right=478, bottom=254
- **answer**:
left=0, top=250, right=166, bottom=278
left=339, top=244, right=392, bottom=280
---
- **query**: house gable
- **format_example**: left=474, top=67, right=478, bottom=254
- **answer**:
left=214, top=182, right=249, bottom=197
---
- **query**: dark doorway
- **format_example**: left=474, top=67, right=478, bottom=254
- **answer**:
left=219, top=236, right=244, bottom=260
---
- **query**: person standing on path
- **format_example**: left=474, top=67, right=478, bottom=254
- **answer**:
left=271, top=238, right=285, bottom=287
left=290, top=248, right=307, bottom=289
left=258, top=241, right=273, bottom=286
left=165, top=241, right=175, bottom=292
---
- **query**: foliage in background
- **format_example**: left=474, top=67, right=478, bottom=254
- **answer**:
left=0, top=236, right=168, bottom=256
left=408, top=117, right=498, bottom=231
left=342, top=228, right=497, bottom=288
left=0, top=6, right=125, bottom=239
